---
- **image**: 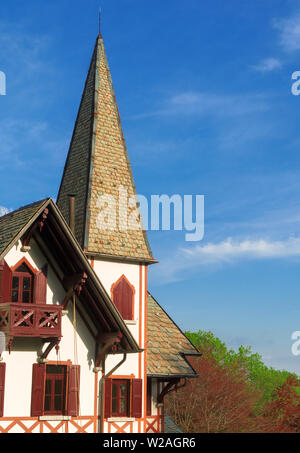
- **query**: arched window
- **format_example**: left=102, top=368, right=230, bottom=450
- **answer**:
left=111, top=275, right=135, bottom=320
left=1, top=258, right=48, bottom=305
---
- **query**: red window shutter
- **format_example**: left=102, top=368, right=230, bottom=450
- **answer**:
left=112, top=277, right=133, bottom=320
left=0, top=260, right=12, bottom=303
left=31, top=363, right=46, bottom=417
left=34, top=265, right=47, bottom=304
left=131, top=379, right=143, bottom=419
left=104, top=378, right=112, bottom=419
left=67, top=365, right=80, bottom=417
left=0, top=362, right=6, bottom=417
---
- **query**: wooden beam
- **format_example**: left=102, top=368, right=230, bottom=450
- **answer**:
left=21, top=208, right=49, bottom=249
left=95, top=332, right=123, bottom=368
left=40, top=338, right=61, bottom=362
left=157, top=378, right=186, bottom=404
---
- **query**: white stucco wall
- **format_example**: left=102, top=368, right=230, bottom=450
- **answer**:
left=1, top=239, right=96, bottom=418
left=92, top=259, right=148, bottom=432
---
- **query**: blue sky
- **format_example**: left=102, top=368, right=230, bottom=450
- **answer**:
left=1, top=0, right=300, bottom=373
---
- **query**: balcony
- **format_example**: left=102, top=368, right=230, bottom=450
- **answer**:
left=0, top=303, right=62, bottom=339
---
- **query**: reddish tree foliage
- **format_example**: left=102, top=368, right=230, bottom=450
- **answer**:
left=165, top=354, right=260, bottom=433
left=260, top=376, right=300, bottom=433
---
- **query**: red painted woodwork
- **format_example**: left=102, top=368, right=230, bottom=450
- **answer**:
left=0, top=362, right=6, bottom=417
left=67, top=365, right=80, bottom=417
left=0, top=260, right=53, bottom=339
left=0, top=303, right=62, bottom=338
left=146, top=416, right=161, bottom=433
left=111, top=276, right=134, bottom=320
left=34, top=265, right=48, bottom=305
left=1, top=259, right=47, bottom=306
left=132, top=379, right=143, bottom=419
left=105, top=378, right=143, bottom=419
left=31, top=363, right=46, bottom=417
left=31, top=363, right=80, bottom=418
left=0, top=260, right=12, bottom=304
left=104, top=378, right=112, bottom=419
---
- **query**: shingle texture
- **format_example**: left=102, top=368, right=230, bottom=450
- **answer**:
left=147, top=293, right=198, bottom=377
left=0, top=199, right=47, bottom=259
left=57, top=34, right=153, bottom=261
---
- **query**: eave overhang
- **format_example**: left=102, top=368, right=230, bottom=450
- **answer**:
left=0, top=198, right=141, bottom=354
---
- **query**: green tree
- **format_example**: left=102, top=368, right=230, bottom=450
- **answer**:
left=185, top=330, right=297, bottom=411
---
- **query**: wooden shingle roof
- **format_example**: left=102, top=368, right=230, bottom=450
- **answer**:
left=0, top=199, right=48, bottom=259
left=57, top=33, right=154, bottom=263
left=147, top=293, right=199, bottom=378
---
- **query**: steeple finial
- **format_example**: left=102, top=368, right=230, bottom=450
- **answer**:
left=99, top=7, right=101, bottom=36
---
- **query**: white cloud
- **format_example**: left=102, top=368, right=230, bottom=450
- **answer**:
left=274, top=13, right=300, bottom=52
left=0, top=206, right=11, bottom=217
left=251, top=58, right=282, bottom=73
left=152, top=237, right=300, bottom=283
left=180, top=237, right=300, bottom=264
left=0, top=22, right=49, bottom=75
left=130, top=91, right=269, bottom=120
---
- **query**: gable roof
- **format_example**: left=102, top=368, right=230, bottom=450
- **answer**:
left=0, top=198, right=140, bottom=354
left=56, top=33, right=154, bottom=263
left=0, top=199, right=48, bottom=259
left=147, top=293, right=200, bottom=378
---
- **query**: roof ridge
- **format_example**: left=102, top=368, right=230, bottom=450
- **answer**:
left=0, top=198, right=50, bottom=221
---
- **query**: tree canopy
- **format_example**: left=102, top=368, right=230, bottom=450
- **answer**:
left=165, top=330, right=300, bottom=432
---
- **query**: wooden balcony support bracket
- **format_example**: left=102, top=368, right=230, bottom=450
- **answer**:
left=61, top=272, right=88, bottom=310
left=94, top=331, right=123, bottom=371
left=39, top=338, right=61, bottom=362
left=7, top=336, right=13, bottom=355
left=157, top=378, right=187, bottom=404
left=21, top=208, right=49, bottom=251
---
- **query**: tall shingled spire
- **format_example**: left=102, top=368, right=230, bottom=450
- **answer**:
left=57, top=32, right=154, bottom=262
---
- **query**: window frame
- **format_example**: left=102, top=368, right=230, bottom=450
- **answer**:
left=8, top=258, right=48, bottom=305
left=111, top=379, right=130, bottom=417
left=12, top=267, right=33, bottom=304
left=44, top=364, right=67, bottom=416
left=31, top=361, right=80, bottom=418
left=105, top=377, right=143, bottom=419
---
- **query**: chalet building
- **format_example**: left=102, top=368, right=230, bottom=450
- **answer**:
left=0, top=30, right=198, bottom=434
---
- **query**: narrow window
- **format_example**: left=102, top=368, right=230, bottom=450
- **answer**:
left=12, top=262, right=33, bottom=304
left=105, top=378, right=142, bottom=419
left=44, top=365, right=67, bottom=415
left=111, top=380, right=130, bottom=417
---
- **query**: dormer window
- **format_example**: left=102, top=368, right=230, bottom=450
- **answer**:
left=0, top=258, right=48, bottom=305
left=12, top=262, right=33, bottom=303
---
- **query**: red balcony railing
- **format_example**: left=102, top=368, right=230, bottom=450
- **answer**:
left=0, top=303, right=62, bottom=338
